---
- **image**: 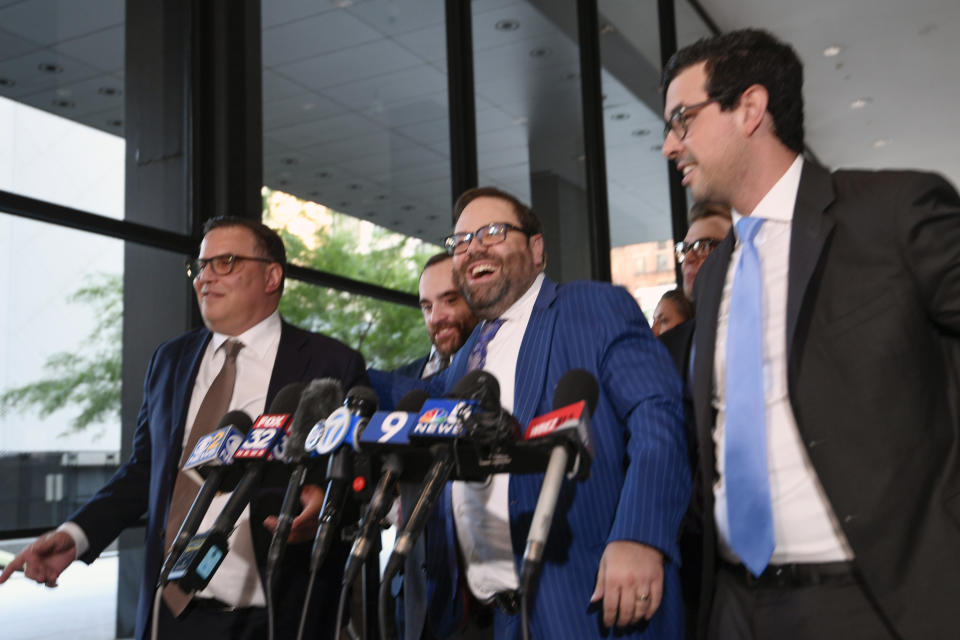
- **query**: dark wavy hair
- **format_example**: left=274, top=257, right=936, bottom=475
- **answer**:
left=662, top=28, right=804, bottom=153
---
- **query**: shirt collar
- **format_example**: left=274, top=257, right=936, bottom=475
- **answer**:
left=210, top=310, right=281, bottom=360
left=732, top=154, right=804, bottom=231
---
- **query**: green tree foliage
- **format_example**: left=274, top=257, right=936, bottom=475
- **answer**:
left=0, top=273, right=122, bottom=436
left=1, top=198, right=436, bottom=433
left=274, top=205, right=435, bottom=370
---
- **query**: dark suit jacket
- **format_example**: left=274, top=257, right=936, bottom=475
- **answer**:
left=70, top=319, right=367, bottom=640
left=380, top=277, right=691, bottom=639
left=394, top=355, right=428, bottom=380
left=691, top=162, right=960, bottom=639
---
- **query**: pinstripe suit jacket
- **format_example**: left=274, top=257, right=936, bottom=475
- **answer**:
left=417, top=277, right=691, bottom=639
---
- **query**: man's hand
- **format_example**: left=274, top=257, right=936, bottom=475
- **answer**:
left=589, top=540, right=664, bottom=628
left=0, top=530, right=78, bottom=587
left=262, top=483, right=326, bottom=544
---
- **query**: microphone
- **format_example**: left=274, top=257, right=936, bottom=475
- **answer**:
left=341, top=390, right=429, bottom=587
left=264, top=379, right=344, bottom=590
left=157, top=410, right=253, bottom=587
left=307, top=386, right=379, bottom=574
left=166, top=383, right=304, bottom=591
left=383, top=371, right=503, bottom=581
left=519, top=369, right=599, bottom=595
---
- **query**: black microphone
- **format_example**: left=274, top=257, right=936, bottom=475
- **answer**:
left=307, top=385, right=379, bottom=574
left=383, top=371, right=502, bottom=581
left=167, top=383, right=304, bottom=591
left=519, top=369, right=599, bottom=595
left=264, top=378, right=344, bottom=590
left=341, top=389, right=429, bottom=587
left=157, top=410, right=254, bottom=587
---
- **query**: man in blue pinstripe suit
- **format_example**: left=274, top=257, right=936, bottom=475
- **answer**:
left=409, top=186, right=690, bottom=639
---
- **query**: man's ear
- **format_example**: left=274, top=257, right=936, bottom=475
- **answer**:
left=264, top=263, right=284, bottom=295
left=738, top=84, right=769, bottom=136
left=529, top=234, right=546, bottom=270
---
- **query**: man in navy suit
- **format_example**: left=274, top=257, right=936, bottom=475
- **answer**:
left=390, top=187, right=689, bottom=639
left=661, top=29, right=960, bottom=639
left=0, top=218, right=367, bottom=640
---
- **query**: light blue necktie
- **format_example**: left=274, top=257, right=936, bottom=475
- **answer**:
left=466, top=318, right=503, bottom=371
left=724, top=216, right=775, bottom=576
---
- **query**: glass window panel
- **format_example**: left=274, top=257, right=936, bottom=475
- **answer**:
left=0, top=215, right=124, bottom=535
left=261, top=0, right=453, bottom=290
left=0, top=2, right=125, bottom=218
left=598, top=1, right=678, bottom=319
left=472, top=0, right=586, bottom=213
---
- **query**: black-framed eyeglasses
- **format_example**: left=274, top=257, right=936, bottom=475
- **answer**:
left=663, top=98, right=720, bottom=140
left=674, top=238, right=722, bottom=263
left=443, top=222, right=530, bottom=255
left=185, top=254, right=273, bottom=279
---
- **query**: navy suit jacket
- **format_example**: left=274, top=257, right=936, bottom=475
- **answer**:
left=378, top=277, right=690, bottom=639
left=70, top=319, right=367, bottom=640
left=691, top=163, right=960, bottom=638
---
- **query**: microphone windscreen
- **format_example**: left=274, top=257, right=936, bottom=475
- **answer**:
left=269, top=382, right=306, bottom=414
left=284, top=378, right=344, bottom=461
left=216, top=410, right=254, bottom=435
left=345, top=385, right=379, bottom=416
left=397, top=389, right=429, bottom=413
left=449, top=370, right=500, bottom=410
left=552, top=369, right=599, bottom=416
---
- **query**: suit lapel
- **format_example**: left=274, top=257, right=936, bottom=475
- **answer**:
left=693, top=233, right=733, bottom=443
left=267, top=320, right=310, bottom=405
left=786, top=162, right=836, bottom=356
left=169, top=330, right=212, bottom=455
left=513, top=278, right=558, bottom=426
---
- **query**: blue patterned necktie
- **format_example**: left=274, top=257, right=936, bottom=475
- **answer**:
left=724, top=216, right=775, bottom=576
left=466, top=319, right=503, bottom=371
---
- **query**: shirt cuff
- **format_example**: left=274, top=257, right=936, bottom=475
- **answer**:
left=57, top=522, right=90, bottom=558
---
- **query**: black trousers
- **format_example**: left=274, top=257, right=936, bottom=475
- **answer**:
left=707, top=563, right=898, bottom=640
left=157, top=599, right=268, bottom=640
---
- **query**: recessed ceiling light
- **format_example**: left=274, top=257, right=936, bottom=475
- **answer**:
left=529, top=47, right=550, bottom=58
left=340, top=201, right=350, bottom=207
left=365, top=211, right=376, bottom=216
left=348, top=183, right=361, bottom=190
left=98, top=86, right=119, bottom=96
left=610, top=112, right=630, bottom=121
left=51, top=98, right=74, bottom=108
left=316, top=171, right=329, bottom=178
left=632, top=129, right=650, bottom=137
left=278, top=179, right=288, bottom=186
left=576, top=154, right=586, bottom=163
left=107, top=118, right=122, bottom=127
left=310, top=190, right=320, bottom=197
left=281, top=157, right=297, bottom=165
left=427, top=214, right=439, bottom=220
left=401, top=204, right=415, bottom=211
left=850, top=97, right=873, bottom=110
left=0, top=77, right=14, bottom=87
left=823, top=45, right=843, bottom=58
left=495, top=19, right=520, bottom=32
left=650, top=144, right=663, bottom=152
left=38, top=63, right=63, bottom=74
left=872, top=138, right=891, bottom=148
left=600, top=24, right=616, bottom=35
left=375, top=194, right=388, bottom=201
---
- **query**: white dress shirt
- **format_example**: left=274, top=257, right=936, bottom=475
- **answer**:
left=712, top=155, right=853, bottom=565
left=451, top=272, right=545, bottom=601
left=62, top=310, right=283, bottom=606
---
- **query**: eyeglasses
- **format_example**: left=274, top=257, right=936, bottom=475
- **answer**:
left=443, top=222, right=530, bottom=255
left=674, top=238, right=722, bottom=263
left=186, top=254, right=273, bottom=279
left=663, top=98, right=719, bottom=140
